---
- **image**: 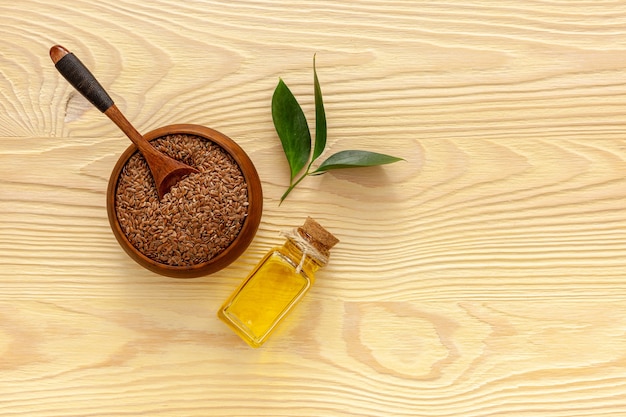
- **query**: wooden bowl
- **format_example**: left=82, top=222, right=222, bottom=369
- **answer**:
left=106, top=124, right=263, bottom=278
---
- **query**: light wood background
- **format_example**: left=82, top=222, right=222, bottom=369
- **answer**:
left=2, top=1, right=626, bottom=416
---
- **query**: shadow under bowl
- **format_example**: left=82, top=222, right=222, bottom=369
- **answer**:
left=106, top=124, right=263, bottom=278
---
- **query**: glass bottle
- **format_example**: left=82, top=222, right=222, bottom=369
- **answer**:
left=218, top=217, right=339, bottom=348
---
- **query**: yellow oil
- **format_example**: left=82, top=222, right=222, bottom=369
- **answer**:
left=218, top=243, right=320, bottom=348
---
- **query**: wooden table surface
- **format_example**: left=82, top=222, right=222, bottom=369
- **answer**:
left=2, top=1, right=626, bottom=416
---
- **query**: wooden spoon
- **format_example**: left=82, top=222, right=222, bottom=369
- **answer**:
left=50, top=45, right=199, bottom=199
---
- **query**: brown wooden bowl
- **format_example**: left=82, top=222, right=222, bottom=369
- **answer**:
left=106, top=124, right=263, bottom=278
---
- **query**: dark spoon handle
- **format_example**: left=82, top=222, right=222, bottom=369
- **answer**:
left=50, top=45, right=114, bottom=113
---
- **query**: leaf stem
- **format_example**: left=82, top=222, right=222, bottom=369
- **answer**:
left=279, top=169, right=310, bottom=204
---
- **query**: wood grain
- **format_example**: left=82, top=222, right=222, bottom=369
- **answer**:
left=2, top=0, right=626, bottom=416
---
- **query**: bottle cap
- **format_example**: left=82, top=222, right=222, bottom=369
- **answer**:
left=298, top=217, right=339, bottom=257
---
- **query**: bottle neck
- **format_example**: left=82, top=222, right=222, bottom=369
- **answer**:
left=282, top=237, right=327, bottom=275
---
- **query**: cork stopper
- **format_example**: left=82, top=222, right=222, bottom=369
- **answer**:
left=297, top=217, right=339, bottom=258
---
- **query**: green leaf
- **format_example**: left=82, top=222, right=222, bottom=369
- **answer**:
left=312, top=55, right=326, bottom=162
left=312, top=150, right=403, bottom=174
left=272, top=79, right=311, bottom=181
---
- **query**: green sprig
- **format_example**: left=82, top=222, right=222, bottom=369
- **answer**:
left=272, top=56, right=403, bottom=203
